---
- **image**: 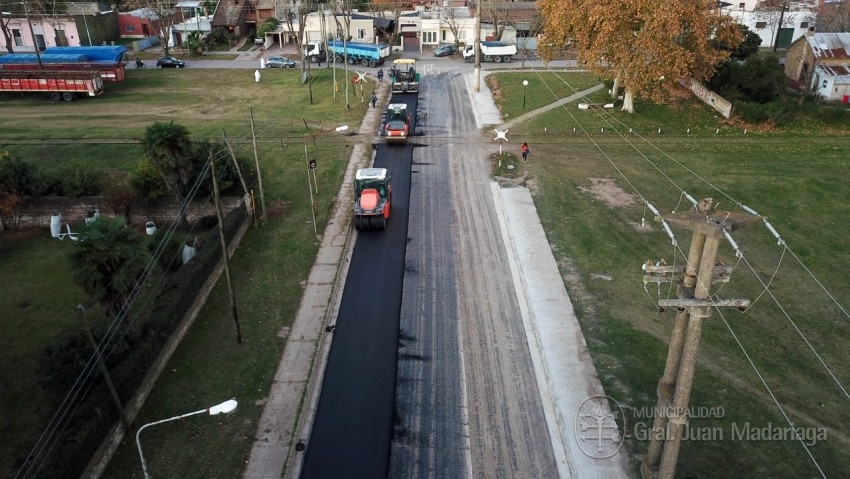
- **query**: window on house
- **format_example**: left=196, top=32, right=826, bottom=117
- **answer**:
left=13, top=29, right=23, bottom=47
left=800, top=21, right=809, bottom=28
left=126, top=25, right=136, bottom=32
left=738, top=2, right=744, bottom=7
left=442, top=30, right=446, bottom=42
left=423, top=31, right=436, bottom=43
left=357, top=28, right=366, bottom=39
left=822, top=80, right=827, bottom=88
left=755, top=21, right=767, bottom=28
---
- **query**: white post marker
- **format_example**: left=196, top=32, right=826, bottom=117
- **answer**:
left=255, top=69, right=261, bottom=83
left=494, top=129, right=509, bottom=155
left=260, top=57, right=266, bottom=69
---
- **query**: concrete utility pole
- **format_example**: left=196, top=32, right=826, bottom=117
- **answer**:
left=641, top=198, right=759, bottom=479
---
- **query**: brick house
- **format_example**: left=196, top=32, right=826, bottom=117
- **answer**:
left=785, top=29, right=850, bottom=102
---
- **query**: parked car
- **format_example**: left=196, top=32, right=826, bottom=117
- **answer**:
left=266, top=56, right=296, bottom=68
left=433, top=44, right=458, bottom=57
left=156, top=56, right=185, bottom=68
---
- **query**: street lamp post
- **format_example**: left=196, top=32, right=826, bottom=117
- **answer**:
left=136, top=399, right=237, bottom=479
left=522, top=80, right=529, bottom=110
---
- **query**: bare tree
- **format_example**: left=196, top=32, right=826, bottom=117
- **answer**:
left=1, top=5, right=22, bottom=53
left=282, top=1, right=314, bottom=86
left=138, top=0, right=177, bottom=55
left=369, top=0, right=409, bottom=49
left=816, top=0, right=850, bottom=32
left=440, top=6, right=463, bottom=48
left=483, top=1, right=511, bottom=40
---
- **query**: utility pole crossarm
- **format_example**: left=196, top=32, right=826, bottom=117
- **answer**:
left=643, top=264, right=733, bottom=284
left=661, top=209, right=763, bottom=238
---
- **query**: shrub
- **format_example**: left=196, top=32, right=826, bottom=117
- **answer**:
left=57, top=161, right=102, bottom=197
left=130, top=159, right=170, bottom=197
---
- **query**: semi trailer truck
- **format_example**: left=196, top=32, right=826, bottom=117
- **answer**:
left=0, top=70, right=105, bottom=101
left=304, top=41, right=390, bottom=67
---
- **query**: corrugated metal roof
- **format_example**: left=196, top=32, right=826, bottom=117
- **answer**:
left=815, top=64, right=850, bottom=84
left=807, top=32, right=850, bottom=59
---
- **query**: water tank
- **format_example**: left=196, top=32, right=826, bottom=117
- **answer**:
left=145, top=221, right=157, bottom=236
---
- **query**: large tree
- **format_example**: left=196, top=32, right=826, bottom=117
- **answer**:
left=142, top=120, right=195, bottom=227
left=538, top=0, right=741, bottom=113
left=68, top=216, right=148, bottom=317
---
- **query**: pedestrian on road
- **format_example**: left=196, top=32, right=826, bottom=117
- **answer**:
left=377, top=69, right=384, bottom=82
left=521, top=142, right=530, bottom=162
left=370, top=92, right=378, bottom=108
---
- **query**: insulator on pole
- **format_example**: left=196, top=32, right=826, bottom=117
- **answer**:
left=763, top=220, right=785, bottom=245
left=723, top=228, right=743, bottom=258
left=683, top=193, right=698, bottom=207
left=662, top=220, right=677, bottom=246
left=646, top=202, right=661, bottom=217
left=741, top=204, right=759, bottom=216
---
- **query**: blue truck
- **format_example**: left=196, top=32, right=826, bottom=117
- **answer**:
left=304, top=41, right=390, bottom=67
left=0, top=46, right=128, bottom=82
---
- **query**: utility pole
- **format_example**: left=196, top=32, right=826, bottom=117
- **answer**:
left=210, top=151, right=243, bottom=345
left=773, top=1, right=788, bottom=53
left=76, top=303, right=130, bottom=431
left=641, top=198, right=759, bottom=479
left=474, top=0, right=481, bottom=93
left=22, top=1, right=44, bottom=70
left=249, top=108, right=267, bottom=223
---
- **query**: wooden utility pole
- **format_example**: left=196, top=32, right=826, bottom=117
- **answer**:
left=248, top=109, right=268, bottom=223
left=76, top=304, right=130, bottom=431
left=641, top=198, right=759, bottom=479
left=210, top=152, right=243, bottom=345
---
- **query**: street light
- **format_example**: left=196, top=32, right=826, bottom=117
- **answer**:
left=136, top=399, right=237, bottom=479
left=522, top=80, right=529, bottom=110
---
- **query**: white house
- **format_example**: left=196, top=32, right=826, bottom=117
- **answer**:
left=722, top=0, right=817, bottom=50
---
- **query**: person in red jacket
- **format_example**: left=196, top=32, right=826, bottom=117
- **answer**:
left=521, top=142, right=530, bottom=162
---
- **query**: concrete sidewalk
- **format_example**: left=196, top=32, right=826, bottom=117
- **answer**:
left=492, top=185, right=632, bottom=479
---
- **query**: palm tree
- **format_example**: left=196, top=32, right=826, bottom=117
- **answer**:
left=142, top=121, right=195, bottom=228
left=68, top=216, right=148, bottom=318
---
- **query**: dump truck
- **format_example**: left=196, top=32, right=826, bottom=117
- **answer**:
left=0, top=70, right=105, bottom=101
left=304, top=40, right=390, bottom=67
left=462, top=41, right=517, bottom=63
left=353, top=168, right=392, bottom=231
left=389, top=58, right=419, bottom=94
left=384, top=103, right=411, bottom=145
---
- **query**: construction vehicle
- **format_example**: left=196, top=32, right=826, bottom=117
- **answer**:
left=462, top=41, right=517, bottom=63
left=0, top=70, right=105, bottom=101
left=304, top=40, right=390, bottom=67
left=389, top=58, right=419, bottom=94
left=384, top=103, right=411, bottom=145
left=353, top=168, right=391, bottom=231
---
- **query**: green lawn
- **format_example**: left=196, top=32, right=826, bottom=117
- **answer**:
left=489, top=72, right=850, bottom=477
left=0, top=67, right=372, bottom=478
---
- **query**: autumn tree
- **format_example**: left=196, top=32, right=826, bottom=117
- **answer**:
left=538, top=0, right=741, bottom=113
